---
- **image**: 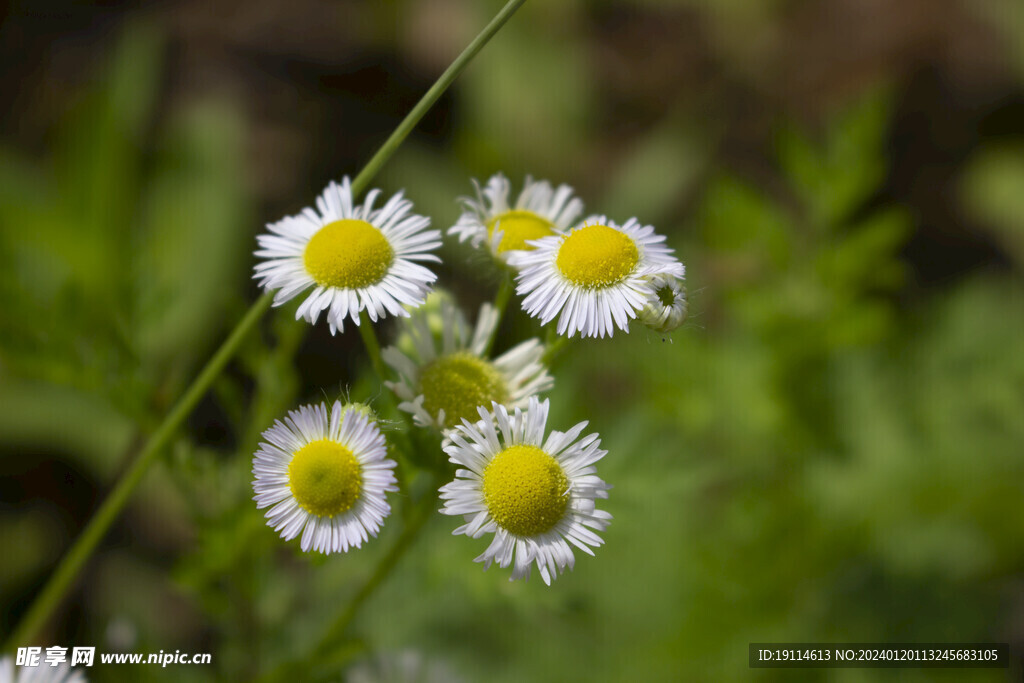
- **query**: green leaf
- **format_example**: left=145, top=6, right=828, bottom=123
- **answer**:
left=133, top=102, right=250, bottom=365
left=699, top=174, right=792, bottom=268
left=777, top=87, right=891, bottom=227
left=960, top=145, right=1024, bottom=265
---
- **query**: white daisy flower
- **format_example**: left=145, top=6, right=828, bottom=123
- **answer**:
left=449, top=173, right=584, bottom=260
left=252, top=401, right=398, bottom=554
left=254, top=177, right=442, bottom=334
left=508, top=216, right=685, bottom=338
left=639, top=273, right=688, bottom=334
left=439, top=397, right=611, bottom=585
left=0, top=657, right=85, bottom=683
left=382, top=298, right=553, bottom=430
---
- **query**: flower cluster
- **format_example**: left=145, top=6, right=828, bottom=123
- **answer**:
left=451, top=174, right=687, bottom=338
left=250, top=173, right=687, bottom=583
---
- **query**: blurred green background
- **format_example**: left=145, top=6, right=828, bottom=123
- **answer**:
left=2, top=0, right=1024, bottom=680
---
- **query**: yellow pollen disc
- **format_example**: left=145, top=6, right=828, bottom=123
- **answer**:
left=486, top=210, right=557, bottom=253
left=556, top=224, right=639, bottom=289
left=303, top=219, right=393, bottom=289
left=288, top=439, right=362, bottom=517
left=419, top=351, right=510, bottom=429
left=482, top=445, right=569, bottom=537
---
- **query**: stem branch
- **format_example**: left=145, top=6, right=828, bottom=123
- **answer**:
left=258, top=479, right=442, bottom=682
left=316, top=484, right=439, bottom=656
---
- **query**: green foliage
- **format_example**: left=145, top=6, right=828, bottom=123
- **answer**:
left=961, top=145, right=1024, bottom=266
left=810, top=278, right=1024, bottom=582
left=407, top=92, right=1013, bottom=682
left=776, top=90, right=891, bottom=227
left=0, top=23, right=251, bottom=658
left=2, top=11, right=1022, bottom=683
left=343, top=90, right=1019, bottom=683
left=705, top=89, right=907, bottom=355
left=0, top=24, right=250, bottom=421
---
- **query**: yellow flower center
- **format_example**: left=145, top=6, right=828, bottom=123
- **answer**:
left=419, top=351, right=509, bottom=429
left=556, top=224, right=639, bottom=289
left=486, top=210, right=557, bottom=253
left=288, top=439, right=362, bottom=517
left=303, top=219, right=393, bottom=289
left=482, top=445, right=569, bottom=537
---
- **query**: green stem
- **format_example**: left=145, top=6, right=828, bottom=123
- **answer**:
left=258, top=480, right=441, bottom=682
left=483, top=274, right=514, bottom=356
left=6, top=0, right=528, bottom=649
left=542, top=334, right=570, bottom=367
left=4, top=293, right=273, bottom=649
left=315, top=484, right=439, bottom=656
left=357, top=310, right=415, bottom=463
left=358, top=310, right=388, bottom=381
left=348, top=0, right=527, bottom=199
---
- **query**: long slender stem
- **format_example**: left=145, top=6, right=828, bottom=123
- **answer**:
left=348, top=0, right=526, bottom=198
left=5, top=293, right=273, bottom=649
left=315, top=483, right=440, bottom=656
left=257, top=480, right=441, bottom=683
left=358, top=310, right=388, bottom=382
left=542, top=334, right=571, bottom=367
left=6, top=0, right=528, bottom=649
left=483, top=273, right=514, bottom=356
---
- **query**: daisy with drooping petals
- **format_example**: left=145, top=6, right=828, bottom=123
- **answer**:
left=0, top=656, right=86, bottom=683
left=509, top=216, right=685, bottom=338
left=439, top=397, right=611, bottom=585
left=449, top=173, right=584, bottom=260
left=639, top=273, right=688, bottom=334
left=254, top=177, right=442, bottom=334
left=252, top=401, right=397, bottom=554
left=382, top=298, right=553, bottom=430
